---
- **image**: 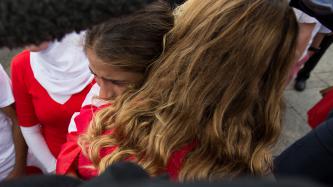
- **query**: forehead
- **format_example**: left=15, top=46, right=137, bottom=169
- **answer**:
left=86, top=48, right=118, bottom=76
left=86, top=48, right=143, bottom=81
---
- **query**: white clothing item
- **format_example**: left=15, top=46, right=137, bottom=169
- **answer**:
left=293, top=8, right=323, bottom=59
left=20, top=125, right=56, bottom=173
left=30, top=31, right=94, bottom=104
left=294, top=8, right=318, bottom=24
left=26, top=149, right=48, bottom=174
left=318, top=24, right=331, bottom=34
left=68, top=84, right=103, bottom=133
left=0, top=65, right=14, bottom=108
left=81, top=83, right=103, bottom=107
left=0, top=64, right=15, bottom=181
left=68, top=113, right=80, bottom=133
left=0, top=125, right=15, bottom=181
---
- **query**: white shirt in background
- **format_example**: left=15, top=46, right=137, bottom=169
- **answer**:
left=0, top=64, right=15, bottom=181
left=293, top=9, right=332, bottom=60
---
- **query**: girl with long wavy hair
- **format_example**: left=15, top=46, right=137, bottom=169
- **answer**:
left=79, top=0, right=299, bottom=181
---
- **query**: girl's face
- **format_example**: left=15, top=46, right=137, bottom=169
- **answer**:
left=86, top=48, right=144, bottom=100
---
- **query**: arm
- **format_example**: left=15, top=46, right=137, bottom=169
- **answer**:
left=290, top=0, right=333, bottom=30
left=311, top=32, right=326, bottom=48
left=307, top=32, right=327, bottom=57
left=10, top=52, right=56, bottom=173
left=20, top=125, right=57, bottom=173
left=1, top=105, right=27, bottom=179
left=0, top=65, right=26, bottom=178
left=295, top=22, right=316, bottom=61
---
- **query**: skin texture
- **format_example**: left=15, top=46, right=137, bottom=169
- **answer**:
left=86, top=48, right=143, bottom=100
left=63, top=49, right=144, bottom=178
left=1, top=105, right=27, bottom=180
left=295, top=23, right=316, bottom=61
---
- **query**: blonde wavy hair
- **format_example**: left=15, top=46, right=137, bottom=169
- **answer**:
left=79, top=0, right=298, bottom=181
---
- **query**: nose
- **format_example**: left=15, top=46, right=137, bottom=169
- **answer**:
left=95, top=78, right=114, bottom=100
left=99, top=84, right=115, bottom=100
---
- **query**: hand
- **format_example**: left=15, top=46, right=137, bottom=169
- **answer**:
left=66, top=171, right=79, bottom=178
left=5, top=167, right=25, bottom=180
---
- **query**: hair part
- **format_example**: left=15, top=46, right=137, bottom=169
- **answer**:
left=85, top=0, right=174, bottom=75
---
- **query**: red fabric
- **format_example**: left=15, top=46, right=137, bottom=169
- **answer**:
left=308, top=89, right=333, bottom=128
left=56, top=132, right=82, bottom=175
left=56, top=104, right=194, bottom=181
left=166, top=143, right=196, bottom=180
left=56, top=105, right=99, bottom=178
left=26, top=166, right=43, bottom=175
left=11, top=50, right=93, bottom=157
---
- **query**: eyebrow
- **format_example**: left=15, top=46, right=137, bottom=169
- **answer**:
left=88, top=66, right=129, bottom=84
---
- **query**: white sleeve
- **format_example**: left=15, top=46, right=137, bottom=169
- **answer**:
left=0, top=65, right=14, bottom=108
left=20, top=125, right=56, bottom=173
left=293, top=8, right=317, bottom=24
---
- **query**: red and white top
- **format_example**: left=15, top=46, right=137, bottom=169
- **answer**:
left=56, top=84, right=195, bottom=180
left=11, top=50, right=94, bottom=157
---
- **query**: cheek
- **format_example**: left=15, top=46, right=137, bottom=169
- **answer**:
left=113, top=86, right=128, bottom=97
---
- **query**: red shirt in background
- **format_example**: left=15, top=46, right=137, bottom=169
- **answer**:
left=11, top=50, right=93, bottom=157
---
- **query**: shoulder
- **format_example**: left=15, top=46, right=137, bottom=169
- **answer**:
left=293, top=8, right=318, bottom=24
left=0, top=65, right=14, bottom=107
left=11, top=50, right=31, bottom=75
left=0, top=64, right=9, bottom=84
left=72, top=103, right=110, bottom=133
left=11, top=50, right=30, bottom=67
left=73, top=105, right=98, bottom=133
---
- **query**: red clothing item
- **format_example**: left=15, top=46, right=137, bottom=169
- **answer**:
left=56, top=105, right=195, bottom=180
left=308, top=89, right=333, bottom=128
left=11, top=50, right=93, bottom=157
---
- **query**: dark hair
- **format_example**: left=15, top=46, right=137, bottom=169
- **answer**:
left=85, top=0, right=174, bottom=74
left=0, top=0, right=157, bottom=48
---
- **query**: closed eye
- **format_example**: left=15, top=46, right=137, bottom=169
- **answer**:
left=102, top=78, right=129, bottom=86
left=89, top=67, right=130, bottom=86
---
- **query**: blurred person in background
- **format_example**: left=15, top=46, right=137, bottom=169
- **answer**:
left=0, top=64, right=26, bottom=181
left=10, top=33, right=94, bottom=174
